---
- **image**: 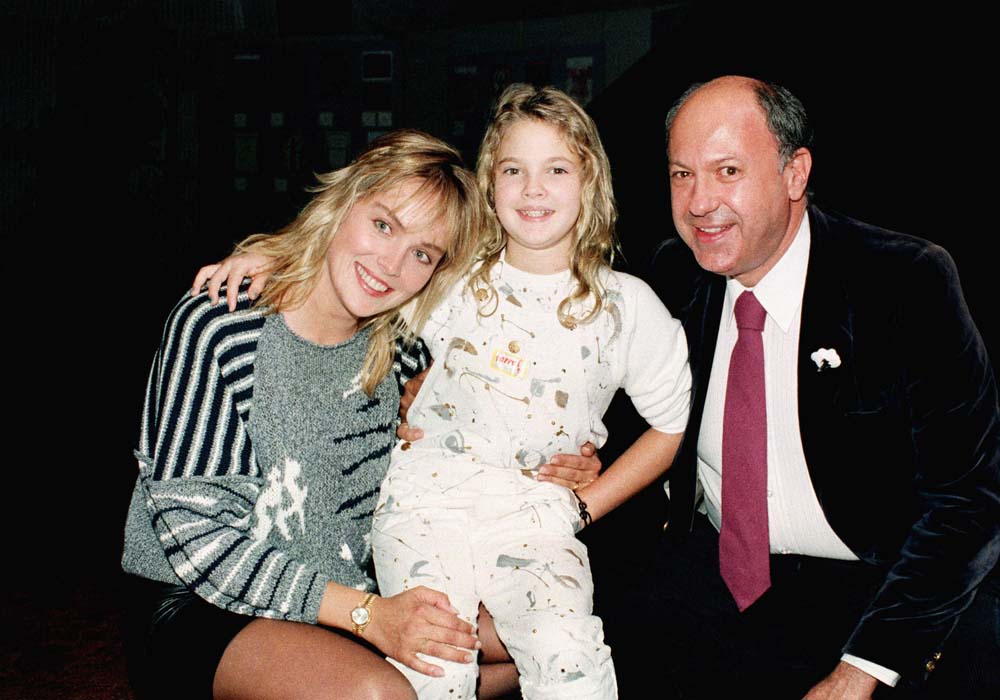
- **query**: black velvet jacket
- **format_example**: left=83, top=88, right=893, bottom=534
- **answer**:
left=648, top=205, right=1000, bottom=684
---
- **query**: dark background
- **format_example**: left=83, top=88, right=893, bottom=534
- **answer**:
left=1, top=0, right=993, bottom=691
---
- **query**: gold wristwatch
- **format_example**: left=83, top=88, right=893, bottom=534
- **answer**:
left=350, top=592, right=376, bottom=635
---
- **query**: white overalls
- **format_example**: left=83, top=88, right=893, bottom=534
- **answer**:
left=373, top=259, right=690, bottom=700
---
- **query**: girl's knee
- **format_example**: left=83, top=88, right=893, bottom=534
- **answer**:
left=518, top=647, right=617, bottom=700
left=402, top=660, right=479, bottom=700
left=507, top=615, right=614, bottom=693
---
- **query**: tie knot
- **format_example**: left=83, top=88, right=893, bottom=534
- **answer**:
left=734, top=291, right=766, bottom=331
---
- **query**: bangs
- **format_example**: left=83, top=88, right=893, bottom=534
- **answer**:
left=387, top=170, right=476, bottom=263
left=427, top=181, right=470, bottom=259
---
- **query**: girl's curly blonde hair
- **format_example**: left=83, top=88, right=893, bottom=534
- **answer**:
left=471, top=83, right=619, bottom=328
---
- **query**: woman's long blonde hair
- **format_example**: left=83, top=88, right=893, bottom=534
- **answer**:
left=236, top=129, right=484, bottom=394
left=472, top=83, right=619, bottom=328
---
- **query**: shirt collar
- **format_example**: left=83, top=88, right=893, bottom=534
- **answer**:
left=723, top=213, right=811, bottom=334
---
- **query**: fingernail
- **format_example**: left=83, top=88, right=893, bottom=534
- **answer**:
left=475, top=640, right=483, bottom=650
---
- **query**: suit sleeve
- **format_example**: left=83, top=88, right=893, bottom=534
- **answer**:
left=843, top=244, right=1000, bottom=681
left=134, top=293, right=330, bottom=623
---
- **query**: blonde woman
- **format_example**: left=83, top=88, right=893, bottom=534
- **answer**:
left=123, top=130, right=486, bottom=700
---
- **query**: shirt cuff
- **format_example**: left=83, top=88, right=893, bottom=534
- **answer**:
left=841, top=654, right=900, bottom=687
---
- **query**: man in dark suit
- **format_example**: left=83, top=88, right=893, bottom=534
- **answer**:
left=610, top=76, right=1000, bottom=699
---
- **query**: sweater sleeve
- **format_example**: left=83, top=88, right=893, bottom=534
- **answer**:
left=621, top=276, right=693, bottom=434
left=134, top=291, right=330, bottom=623
left=393, top=334, right=433, bottom=397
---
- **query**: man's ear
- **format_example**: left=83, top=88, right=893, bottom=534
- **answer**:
left=784, top=147, right=812, bottom=202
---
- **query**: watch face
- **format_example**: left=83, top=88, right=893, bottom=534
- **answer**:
left=351, top=607, right=371, bottom=626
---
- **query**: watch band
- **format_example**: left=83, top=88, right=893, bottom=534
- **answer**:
left=351, top=592, right=376, bottom=635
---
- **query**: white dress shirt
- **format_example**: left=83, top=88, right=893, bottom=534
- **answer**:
left=694, top=214, right=899, bottom=686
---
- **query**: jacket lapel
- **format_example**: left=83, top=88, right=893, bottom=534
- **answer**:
left=671, top=269, right=725, bottom=531
left=689, top=274, right=725, bottom=425
left=797, top=207, right=856, bottom=503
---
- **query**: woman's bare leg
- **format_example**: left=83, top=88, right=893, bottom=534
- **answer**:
left=214, top=617, right=416, bottom=700
left=478, top=603, right=520, bottom=700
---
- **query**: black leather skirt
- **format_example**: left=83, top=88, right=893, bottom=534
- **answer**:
left=122, top=574, right=255, bottom=700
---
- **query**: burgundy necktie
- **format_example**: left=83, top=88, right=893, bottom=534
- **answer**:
left=720, top=291, right=771, bottom=611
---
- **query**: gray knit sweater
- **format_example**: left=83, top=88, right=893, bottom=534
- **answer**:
left=122, top=287, right=427, bottom=623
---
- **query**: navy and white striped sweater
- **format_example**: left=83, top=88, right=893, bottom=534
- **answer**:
left=122, top=287, right=429, bottom=623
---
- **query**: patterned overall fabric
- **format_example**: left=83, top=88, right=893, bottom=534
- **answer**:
left=373, top=258, right=691, bottom=699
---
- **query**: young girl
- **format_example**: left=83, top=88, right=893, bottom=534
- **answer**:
left=122, top=130, right=488, bottom=700
left=199, top=85, right=691, bottom=700
left=371, top=85, right=690, bottom=700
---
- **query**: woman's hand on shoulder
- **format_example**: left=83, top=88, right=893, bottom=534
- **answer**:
left=367, top=586, right=479, bottom=677
left=191, top=251, right=274, bottom=311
